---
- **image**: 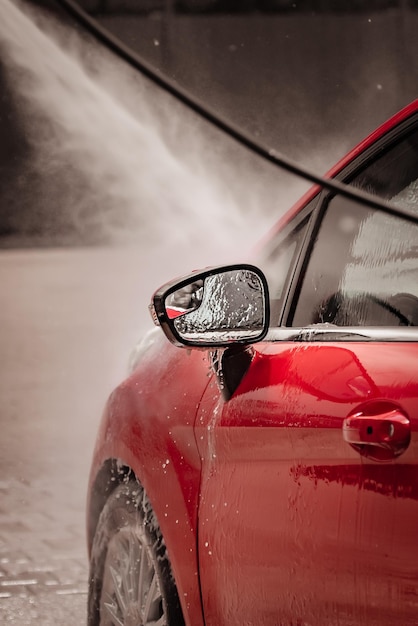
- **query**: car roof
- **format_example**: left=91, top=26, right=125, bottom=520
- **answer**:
left=262, top=99, right=418, bottom=243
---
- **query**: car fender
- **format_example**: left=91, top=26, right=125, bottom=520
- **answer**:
left=88, top=330, right=212, bottom=626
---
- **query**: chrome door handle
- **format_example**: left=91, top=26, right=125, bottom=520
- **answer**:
left=343, top=408, right=410, bottom=461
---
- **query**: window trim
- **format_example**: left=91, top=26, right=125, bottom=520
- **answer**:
left=281, top=191, right=327, bottom=327
left=334, top=114, right=418, bottom=191
left=261, top=197, right=319, bottom=327
left=265, top=326, right=418, bottom=343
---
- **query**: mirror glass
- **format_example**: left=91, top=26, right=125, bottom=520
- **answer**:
left=165, top=268, right=266, bottom=344
left=166, top=280, right=204, bottom=319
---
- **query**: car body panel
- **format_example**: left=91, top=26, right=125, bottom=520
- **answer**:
left=88, top=331, right=211, bottom=626
left=196, top=341, right=418, bottom=625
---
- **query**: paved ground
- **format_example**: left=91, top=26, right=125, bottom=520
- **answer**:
left=0, top=474, right=87, bottom=624
left=0, top=245, right=183, bottom=625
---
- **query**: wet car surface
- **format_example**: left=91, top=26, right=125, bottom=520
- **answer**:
left=87, top=100, right=418, bottom=626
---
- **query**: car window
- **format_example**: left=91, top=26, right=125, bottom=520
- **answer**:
left=292, top=196, right=418, bottom=327
left=291, top=123, right=418, bottom=328
left=260, top=216, right=310, bottom=326
left=352, top=125, right=418, bottom=202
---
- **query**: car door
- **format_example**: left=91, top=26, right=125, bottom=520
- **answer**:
left=196, top=122, right=418, bottom=625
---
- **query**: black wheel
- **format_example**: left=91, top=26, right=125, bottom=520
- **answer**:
left=88, top=481, right=185, bottom=626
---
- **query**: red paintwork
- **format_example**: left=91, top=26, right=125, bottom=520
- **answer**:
left=196, top=342, right=418, bottom=624
left=88, top=332, right=211, bottom=626
left=87, top=99, right=418, bottom=626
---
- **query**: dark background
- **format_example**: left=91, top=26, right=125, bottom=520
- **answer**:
left=0, top=0, right=417, bottom=243
left=89, top=0, right=417, bottom=154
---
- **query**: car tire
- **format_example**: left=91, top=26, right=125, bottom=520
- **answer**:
left=88, top=480, right=185, bottom=626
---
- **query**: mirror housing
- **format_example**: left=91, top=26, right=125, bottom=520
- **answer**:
left=150, top=264, right=270, bottom=348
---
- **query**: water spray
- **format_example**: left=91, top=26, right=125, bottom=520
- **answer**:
left=0, top=0, right=271, bottom=256
left=55, top=0, right=418, bottom=223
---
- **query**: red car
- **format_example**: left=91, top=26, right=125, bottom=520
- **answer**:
left=87, top=99, right=418, bottom=626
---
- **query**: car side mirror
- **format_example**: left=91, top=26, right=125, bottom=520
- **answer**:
left=150, top=264, right=270, bottom=348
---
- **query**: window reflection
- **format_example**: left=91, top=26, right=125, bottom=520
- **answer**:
left=293, top=196, right=418, bottom=327
left=292, top=124, right=418, bottom=328
left=259, top=215, right=310, bottom=326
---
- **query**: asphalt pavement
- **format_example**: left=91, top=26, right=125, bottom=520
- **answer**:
left=0, top=246, right=161, bottom=625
